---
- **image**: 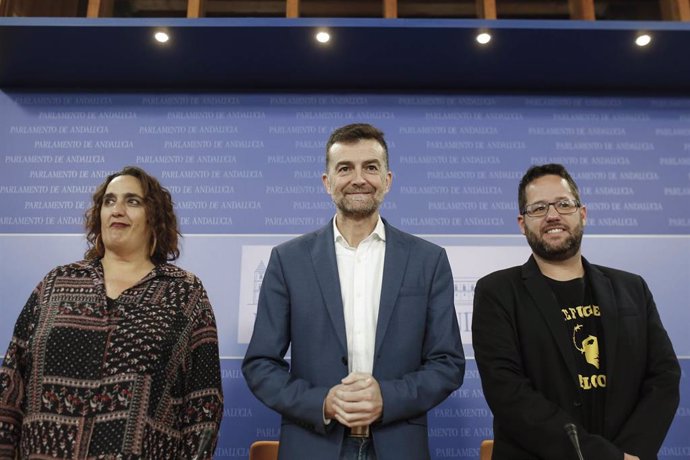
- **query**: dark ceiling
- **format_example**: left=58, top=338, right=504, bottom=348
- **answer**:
left=1, top=17, right=689, bottom=93
left=0, top=0, right=670, bottom=20
left=113, top=0, right=664, bottom=20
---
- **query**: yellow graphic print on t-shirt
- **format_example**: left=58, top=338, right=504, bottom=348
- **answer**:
left=562, top=305, right=607, bottom=390
left=573, top=324, right=599, bottom=369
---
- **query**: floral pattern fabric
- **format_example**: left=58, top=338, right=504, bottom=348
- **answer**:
left=0, top=260, right=223, bottom=459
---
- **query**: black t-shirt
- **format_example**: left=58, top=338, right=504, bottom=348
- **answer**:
left=546, top=275, right=607, bottom=435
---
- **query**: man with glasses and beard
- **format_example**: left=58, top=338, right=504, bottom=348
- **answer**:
left=472, top=163, right=680, bottom=460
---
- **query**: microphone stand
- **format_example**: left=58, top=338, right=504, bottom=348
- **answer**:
left=564, top=423, right=585, bottom=460
left=192, top=429, right=213, bottom=460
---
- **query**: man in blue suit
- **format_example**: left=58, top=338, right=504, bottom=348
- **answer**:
left=243, top=123, right=465, bottom=460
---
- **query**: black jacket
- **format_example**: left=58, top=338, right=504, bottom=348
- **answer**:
left=472, top=256, right=680, bottom=460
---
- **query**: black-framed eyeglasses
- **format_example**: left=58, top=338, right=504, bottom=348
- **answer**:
left=522, top=199, right=581, bottom=218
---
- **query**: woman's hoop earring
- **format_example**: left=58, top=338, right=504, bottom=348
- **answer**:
left=149, top=235, right=157, bottom=258
left=95, top=233, right=104, bottom=256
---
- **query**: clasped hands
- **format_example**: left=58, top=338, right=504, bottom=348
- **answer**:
left=324, top=372, right=383, bottom=427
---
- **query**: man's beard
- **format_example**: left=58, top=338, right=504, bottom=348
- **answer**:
left=525, top=223, right=584, bottom=261
left=334, top=194, right=380, bottom=219
left=333, top=186, right=383, bottom=219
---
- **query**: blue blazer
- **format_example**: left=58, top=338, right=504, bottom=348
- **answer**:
left=243, top=219, right=465, bottom=460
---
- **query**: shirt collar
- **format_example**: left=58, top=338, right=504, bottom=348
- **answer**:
left=332, top=215, right=386, bottom=247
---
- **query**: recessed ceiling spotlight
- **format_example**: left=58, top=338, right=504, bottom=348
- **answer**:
left=635, top=34, right=651, bottom=47
left=154, top=31, right=170, bottom=44
left=315, top=31, right=331, bottom=44
left=476, top=33, right=492, bottom=45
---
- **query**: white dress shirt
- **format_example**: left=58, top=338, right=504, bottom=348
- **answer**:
left=333, top=216, right=386, bottom=375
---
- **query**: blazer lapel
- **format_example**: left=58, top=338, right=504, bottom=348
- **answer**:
left=522, top=257, right=579, bottom=386
left=583, top=258, right=618, bottom=392
left=311, top=221, right=348, bottom=355
left=374, top=222, right=410, bottom=357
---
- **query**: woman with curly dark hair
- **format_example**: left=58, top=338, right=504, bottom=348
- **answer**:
left=84, top=166, right=181, bottom=266
left=0, top=166, right=223, bottom=459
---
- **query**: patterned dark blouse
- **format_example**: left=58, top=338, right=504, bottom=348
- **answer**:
left=0, top=259, right=224, bottom=459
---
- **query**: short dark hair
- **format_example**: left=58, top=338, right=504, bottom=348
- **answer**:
left=325, top=123, right=389, bottom=171
left=84, top=166, right=181, bottom=264
left=518, top=163, right=581, bottom=213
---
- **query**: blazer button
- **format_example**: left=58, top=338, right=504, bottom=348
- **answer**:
left=341, top=356, right=348, bottom=366
left=573, top=400, right=582, bottom=407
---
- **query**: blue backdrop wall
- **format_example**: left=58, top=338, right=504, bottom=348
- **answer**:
left=1, top=91, right=688, bottom=459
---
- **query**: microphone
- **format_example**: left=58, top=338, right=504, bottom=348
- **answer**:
left=564, top=423, right=585, bottom=460
left=192, top=428, right=214, bottom=460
